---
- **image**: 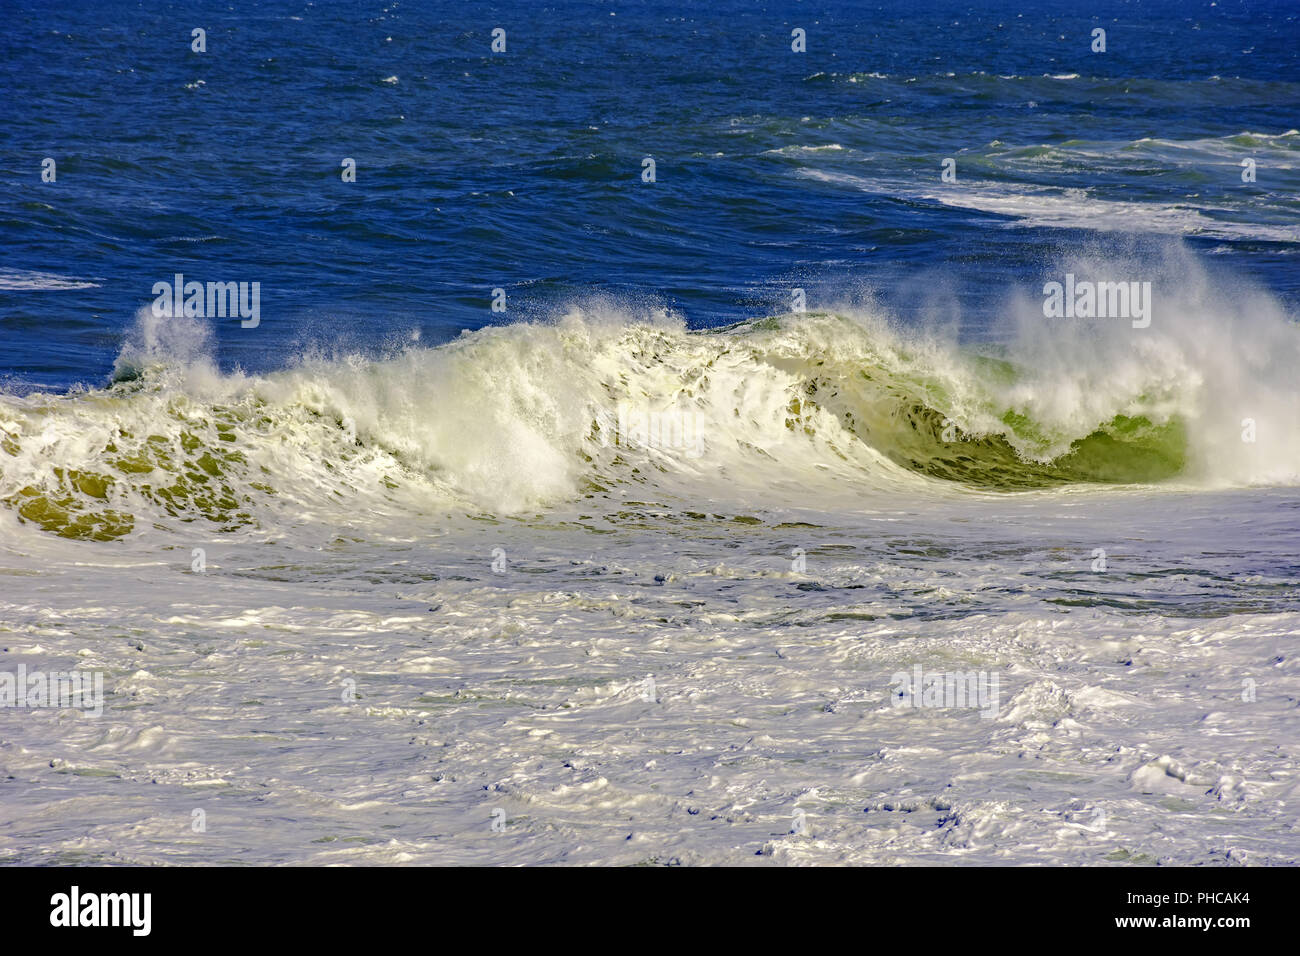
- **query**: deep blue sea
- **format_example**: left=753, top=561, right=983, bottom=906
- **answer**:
left=2, top=0, right=1297, bottom=388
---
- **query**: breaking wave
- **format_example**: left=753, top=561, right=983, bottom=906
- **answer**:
left=1, top=259, right=1297, bottom=541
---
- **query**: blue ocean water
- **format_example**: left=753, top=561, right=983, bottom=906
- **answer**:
left=2, top=0, right=1297, bottom=389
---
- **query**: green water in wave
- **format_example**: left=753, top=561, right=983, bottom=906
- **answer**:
left=892, top=405, right=1187, bottom=489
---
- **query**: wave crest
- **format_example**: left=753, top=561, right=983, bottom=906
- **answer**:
left=1, top=263, right=1297, bottom=540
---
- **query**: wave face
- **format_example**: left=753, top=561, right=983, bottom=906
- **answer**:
left=2, top=266, right=1297, bottom=541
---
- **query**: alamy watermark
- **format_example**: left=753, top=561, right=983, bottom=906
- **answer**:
left=595, top=403, right=704, bottom=458
left=1042, top=273, right=1151, bottom=329
left=890, top=664, right=999, bottom=719
left=151, top=272, right=260, bottom=328
left=1, top=665, right=104, bottom=717
left=50, top=886, right=150, bottom=936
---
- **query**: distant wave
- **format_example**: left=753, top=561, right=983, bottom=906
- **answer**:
left=918, top=186, right=1300, bottom=244
left=0, top=269, right=101, bottom=291
left=795, top=128, right=1300, bottom=244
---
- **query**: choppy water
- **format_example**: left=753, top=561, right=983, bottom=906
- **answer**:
left=1, top=0, right=1298, bottom=865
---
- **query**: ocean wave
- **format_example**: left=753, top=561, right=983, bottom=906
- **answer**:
left=0, top=269, right=101, bottom=291
left=799, top=151, right=1300, bottom=244
left=918, top=185, right=1300, bottom=244
left=1, top=256, right=1296, bottom=541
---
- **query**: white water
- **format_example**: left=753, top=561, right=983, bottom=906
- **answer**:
left=798, top=129, right=1300, bottom=244
left=1, top=259, right=1297, bottom=865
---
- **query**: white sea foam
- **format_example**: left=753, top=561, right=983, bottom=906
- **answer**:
left=921, top=185, right=1300, bottom=243
left=1, top=252, right=1296, bottom=865
left=800, top=162, right=1300, bottom=244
